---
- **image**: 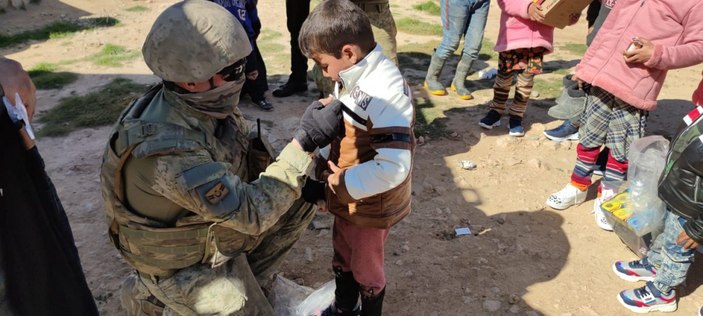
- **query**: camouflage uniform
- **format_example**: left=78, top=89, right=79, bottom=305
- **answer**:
left=100, top=2, right=315, bottom=315
left=312, top=0, right=398, bottom=97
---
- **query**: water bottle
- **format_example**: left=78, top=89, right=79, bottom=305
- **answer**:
left=478, top=68, right=497, bottom=80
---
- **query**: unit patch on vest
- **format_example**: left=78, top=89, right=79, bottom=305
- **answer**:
left=351, top=86, right=373, bottom=110
left=205, top=182, right=230, bottom=204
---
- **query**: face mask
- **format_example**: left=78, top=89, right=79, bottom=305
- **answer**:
left=173, top=78, right=245, bottom=118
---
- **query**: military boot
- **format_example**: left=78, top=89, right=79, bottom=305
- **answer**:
left=360, top=287, right=385, bottom=316
left=451, top=57, right=474, bottom=100
left=424, top=55, right=447, bottom=96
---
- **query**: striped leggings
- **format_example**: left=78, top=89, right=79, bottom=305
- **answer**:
left=570, top=143, right=628, bottom=191
left=489, top=70, right=534, bottom=118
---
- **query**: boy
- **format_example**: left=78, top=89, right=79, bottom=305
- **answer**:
left=298, top=1, right=415, bottom=315
left=613, top=77, right=703, bottom=313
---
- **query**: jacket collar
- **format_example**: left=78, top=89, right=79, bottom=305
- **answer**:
left=337, top=44, right=384, bottom=95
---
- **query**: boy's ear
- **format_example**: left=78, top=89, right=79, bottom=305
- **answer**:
left=341, top=44, right=359, bottom=64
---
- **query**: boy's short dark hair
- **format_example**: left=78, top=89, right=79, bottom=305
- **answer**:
left=298, top=0, right=375, bottom=59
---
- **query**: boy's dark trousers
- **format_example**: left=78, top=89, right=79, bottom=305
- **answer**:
left=285, top=0, right=310, bottom=84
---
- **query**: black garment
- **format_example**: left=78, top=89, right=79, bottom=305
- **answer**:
left=242, top=42, right=269, bottom=102
left=658, top=115, right=703, bottom=245
left=586, top=0, right=601, bottom=29
left=0, top=110, right=98, bottom=315
left=286, top=0, right=310, bottom=84
left=586, top=1, right=614, bottom=46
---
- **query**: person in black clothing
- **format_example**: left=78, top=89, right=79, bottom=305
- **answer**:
left=272, top=0, right=311, bottom=98
left=0, top=57, right=98, bottom=315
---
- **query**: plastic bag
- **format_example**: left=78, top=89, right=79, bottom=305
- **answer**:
left=626, top=136, right=669, bottom=236
left=269, top=275, right=335, bottom=316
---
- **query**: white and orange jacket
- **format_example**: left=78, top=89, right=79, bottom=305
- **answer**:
left=326, top=44, right=415, bottom=229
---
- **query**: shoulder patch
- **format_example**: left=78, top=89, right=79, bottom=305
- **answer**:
left=683, top=106, right=703, bottom=126
left=205, top=181, right=230, bottom=205
left=350, top=86, right=373, bottom=110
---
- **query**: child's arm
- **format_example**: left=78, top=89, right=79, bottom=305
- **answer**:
left=495, top=0, right=533, bottom=20
left=627, top=4, right=703, bottom=70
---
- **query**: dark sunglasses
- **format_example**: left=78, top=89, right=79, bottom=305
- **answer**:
left=218, top=58, right=247, bottom=82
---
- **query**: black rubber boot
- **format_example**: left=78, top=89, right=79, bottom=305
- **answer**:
left=360, top=287, right=385, bottom=316
left=321, top=266, right=360, bottom=316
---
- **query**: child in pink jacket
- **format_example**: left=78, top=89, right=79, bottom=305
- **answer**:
left=546, top=0, right=703, bottom=230
left=478, top=0, right=576, bottom=136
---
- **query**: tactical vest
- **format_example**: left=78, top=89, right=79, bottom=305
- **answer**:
left=100, top=85, right=271, bottom=277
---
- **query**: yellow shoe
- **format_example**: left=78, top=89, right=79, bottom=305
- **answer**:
left=451, top=83, right=473, bottom=100
left=424, top=81, right=447, bottom=96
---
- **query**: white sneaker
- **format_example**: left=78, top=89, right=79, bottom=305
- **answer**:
left=593, top=187, right=616, bottom=231
left=546, top=184, right=587, bottom=210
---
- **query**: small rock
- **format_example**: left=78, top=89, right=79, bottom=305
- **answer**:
left=530, top=90, right=540, bottom=98
left=317, top=229, right=330, bottom=237
left=401, top=244, right=410, bottom=252
left=509, top=305, right=521, bottom=314
left=404, top=270, right=414, bottom=277
left=312, top=220, right=330, bottom=230
left=295, top=278, right=305, bottom=285
left=305, top=247, right=314, bottom=263
left=450, top=131, right=459, bottom=138
left=462, top=296, right=474, bottom=304
left=459, top=159, right=477, bottom=170
left=418, top=136, right=425, bottom=144
left=483, top=299, right=502, bottom=312
left=508, top=294, right=521, bottom=304
left=395, top=259, right=403, bottom=266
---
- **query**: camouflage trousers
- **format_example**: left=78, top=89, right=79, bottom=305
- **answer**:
left=312, top=1, right=398, bottom=97
left=120, top=199, right=315, bottom=316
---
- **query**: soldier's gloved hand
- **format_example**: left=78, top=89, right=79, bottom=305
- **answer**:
left=302, top=178, right=326, bottom=204
left=294, top=99, right=343, bottom=152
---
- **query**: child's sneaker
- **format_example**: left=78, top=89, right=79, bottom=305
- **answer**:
left=543, top=119, right=579, bottom=142
left=613, top=258, right=657, bottom=282
left=546, top=184, right=587, bottom=210
left=617, top=281, right=676, bottom=313
left=593, top=186, right=616, bottom=231
left=508, top=115, right=525, bottom=137
left=479, top=110, right=501, bottom=129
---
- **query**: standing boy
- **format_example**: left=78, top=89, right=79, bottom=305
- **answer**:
left=298, top=0, right=415, bottom=314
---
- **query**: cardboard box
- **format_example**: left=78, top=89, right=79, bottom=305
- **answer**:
left=537, top=0, right=593, bottom=29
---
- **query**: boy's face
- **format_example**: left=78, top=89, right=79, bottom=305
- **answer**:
left=312, top=45, right=361, bottom=82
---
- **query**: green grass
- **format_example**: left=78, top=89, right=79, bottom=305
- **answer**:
left=560, top=43, right=588, bottom=55
left=28, top=63, right=79, bottom=90
left=258, top=29, right=282, bottom=42
left=38, top=78, right=148, bottom=136
left=414, top=98, right=448, bottom=138
left=126, top=5, right=148, bottom=12
left=0, top=17, right=119, bottom=48
left=478, top=37, right=495, bottom=61
left=413, top=1, right=440, bottom=15
left=88, top=44, right=141, bottom=67
left=533, top=77, right=564, bottom=100
left=396, top=18, right=442, bottom=36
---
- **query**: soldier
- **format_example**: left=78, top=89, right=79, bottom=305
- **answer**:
left=100, top=1, right=342, bottom=315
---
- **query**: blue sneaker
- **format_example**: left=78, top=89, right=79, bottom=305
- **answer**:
left=508, top=115, right=525, bottom=137
left=617, top=281, right=677, bottom=313
left=479, top=110, right=501, bottom=129
left=544, top=119, right=579, bottom=142
left=613, top=258, right=657, bottom=282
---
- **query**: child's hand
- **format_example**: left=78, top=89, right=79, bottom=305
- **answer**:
left=326, top=161, right=342, bottom=194
left=246, top=70, right=259, bottom=81
left=528, top=3, right=545, bottom=23
left=623, top=37, right=654, bottom=64
left=319, top=94, right=335, bottom=106
left=676, top=230, right=700, bottom=249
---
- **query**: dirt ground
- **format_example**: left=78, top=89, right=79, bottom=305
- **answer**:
left=3, top=0, right=703, bottom=315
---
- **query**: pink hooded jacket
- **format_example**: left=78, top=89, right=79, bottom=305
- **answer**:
left=576, top=0, right=703, bottom=111
left=494, top=0, right=554, bottom=53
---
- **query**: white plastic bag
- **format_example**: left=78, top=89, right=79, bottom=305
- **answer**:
left=269, top=275, right=335, bottom=316
left=626, top=136, right=669, bottom=236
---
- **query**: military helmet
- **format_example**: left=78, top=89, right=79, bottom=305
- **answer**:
left=142, top=0, right=252, bottom=83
